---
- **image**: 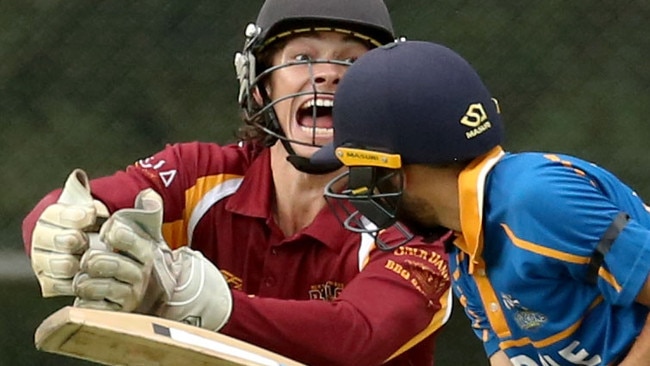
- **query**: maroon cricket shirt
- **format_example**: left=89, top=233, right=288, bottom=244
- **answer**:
left=23, top=142, right=452, bottom=366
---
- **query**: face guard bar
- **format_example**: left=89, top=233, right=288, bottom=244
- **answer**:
left=235, top=23, right=354, bottom=149
left=245, top=58, right=353, bottom=149
left=323, top=164, right=414, bottom=250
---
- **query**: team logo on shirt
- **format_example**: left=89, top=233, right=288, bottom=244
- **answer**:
left=501, top=294, right=547, bottom=331
left=221, top=270, right=243, bottom=290
left=309, top=281, right=344, bottom=301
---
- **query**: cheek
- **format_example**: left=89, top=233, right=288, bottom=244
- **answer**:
left=268, top=66, right=302, bottom=98
left=400, top=191, right=417, bottom=208
left=265, top=74, right=287, bottom=106
left=264, top=72, right=295, bottom=128
left=401, top=190, right=432, bottom=213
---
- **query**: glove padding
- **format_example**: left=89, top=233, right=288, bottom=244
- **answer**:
left=73, top=189, right=233, bottom=331
left=31, top=169, right=109, bottom=297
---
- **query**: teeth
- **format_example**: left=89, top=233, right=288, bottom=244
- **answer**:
left=300, top=125, right=332, bottom=134
left=302, top=98, right=334, bottom=109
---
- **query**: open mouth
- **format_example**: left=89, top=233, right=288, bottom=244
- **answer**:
left=296, top=97, right=334, bottom=134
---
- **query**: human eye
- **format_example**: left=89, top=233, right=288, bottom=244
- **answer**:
left=294, top=53, right=313, bottom=62
left=337, top=51, right=363, bottom=64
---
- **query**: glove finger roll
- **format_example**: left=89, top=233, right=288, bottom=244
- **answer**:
left=39, top=203, right=97, bottom=230
left=80, top=249, right=145, bottom=285
left=32, top=223, right=88, bottom=254
left=31, top=251, right=80, bottom=278
left=36, top=277, right=75, bottom=297
left=73, top=298, right=122, bottom=311
left=73, top=275, right=140, bottom=311
left=100, top=218, right=155, bottom=265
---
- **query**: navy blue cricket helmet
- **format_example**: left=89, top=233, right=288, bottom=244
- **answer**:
left=313, top=40, right=504, bottom=242
left=312, top=40, right=503, bottom=168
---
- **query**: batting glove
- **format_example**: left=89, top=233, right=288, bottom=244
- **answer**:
left=31, top=169, right=109, bottom=297
left=72, top=189, right=233, bottom=331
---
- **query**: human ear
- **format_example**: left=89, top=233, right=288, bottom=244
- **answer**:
left=253, top=86, right=264, bottom=105
left=253, top=81, right=273, bottom=105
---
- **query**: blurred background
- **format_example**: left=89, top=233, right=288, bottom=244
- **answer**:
left=1, top=0, right=648, bottom=365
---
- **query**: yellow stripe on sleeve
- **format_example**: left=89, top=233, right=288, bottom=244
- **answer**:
left=185, top=174, right=242, bottom=217
left=385, top=289, right=453, bottom=361
left=162, top=220, right=187, bottom=249
left=160, top=173, right=243, bottom=249
left=501, top=224, right=591, bottom=264
left=598, top=267, right=622, bottom=292
left=503, top=222, right=618, bottom=289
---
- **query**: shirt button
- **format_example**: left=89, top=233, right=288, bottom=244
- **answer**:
left=271, top=248, right=278, bottom=255
left=490, top=302, right=499, bottom=312
left=264, top=277, right=276, bottom=287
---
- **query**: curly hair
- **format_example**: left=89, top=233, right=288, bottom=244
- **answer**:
left=235, top=40, right=286, bottom=147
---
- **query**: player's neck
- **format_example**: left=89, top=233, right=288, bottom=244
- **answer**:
left=403, top=165, right=463, bottom=232
left=269, top=144, right=342, bottom=237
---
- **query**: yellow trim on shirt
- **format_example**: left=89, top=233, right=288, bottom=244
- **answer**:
left=160, top=173, right=243, bottom=248
left=456, top=146, right=505, bottom=272
left=598, top=267, right=622, bottom=292
left=499, top=297, right=603, bottom=350
left=185, top=174, right=242, bottom=215
left=472, top=269, right=512, bottom=338
left=385, top=288, right=452, bottom=361
left=501, top=224, right=590, bottom=264
left=456, top=146, right=511, bottom=338
left=162, top=220, right=187, bottom=249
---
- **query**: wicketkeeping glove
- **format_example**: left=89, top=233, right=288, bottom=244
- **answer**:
left=31, top=169, right=109, bottom=297
left=72, top=189, right=233, bottom=331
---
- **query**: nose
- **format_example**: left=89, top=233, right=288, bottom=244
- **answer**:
left=310, top=62, right=346, bottom=86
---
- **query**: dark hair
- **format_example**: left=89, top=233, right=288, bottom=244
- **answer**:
left=235, top=38, right=286, bottom=146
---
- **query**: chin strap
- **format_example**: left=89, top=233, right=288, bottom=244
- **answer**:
left=286, top=154, right=342, bottom=175
left=280, top=138, right=341, bottom=174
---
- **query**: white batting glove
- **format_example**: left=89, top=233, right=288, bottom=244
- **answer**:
left=31, top=169, right=109, bottom=297
left=73, top=189, right=233, bottom=331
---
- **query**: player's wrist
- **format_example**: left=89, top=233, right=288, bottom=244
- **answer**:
left=153, top=247, right=233, bottom=331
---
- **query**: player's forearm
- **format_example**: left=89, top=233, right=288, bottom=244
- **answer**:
left=635, top=272, right=650, bottom=306
left=616, top=270, right=650, bottom=364
left=220, top=289, right=439, bottom=365
left=220, top=291, right=382, bottom=365
left=489, top=350, right=513, bottom=366
left=616, top=313, right=650, bottom=365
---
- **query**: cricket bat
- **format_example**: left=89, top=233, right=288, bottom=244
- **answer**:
left=35, top=306, right=304, bottom=366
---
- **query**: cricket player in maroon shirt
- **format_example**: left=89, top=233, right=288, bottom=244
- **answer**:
left=22, top=1, right=453, bottom=365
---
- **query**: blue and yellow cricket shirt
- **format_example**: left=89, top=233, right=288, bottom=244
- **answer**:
left=450, top=146, right=650, bottom=365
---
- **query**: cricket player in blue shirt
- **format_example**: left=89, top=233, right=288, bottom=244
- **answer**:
left=311, top=40, right=650, bottom=365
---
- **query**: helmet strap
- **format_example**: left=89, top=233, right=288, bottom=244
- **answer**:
left=284, top=142, right=342, bottom=174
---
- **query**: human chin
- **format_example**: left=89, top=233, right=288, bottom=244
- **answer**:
left=288, top=140, right=326, bottom=158
left=396, top=196, right=436, bottom=234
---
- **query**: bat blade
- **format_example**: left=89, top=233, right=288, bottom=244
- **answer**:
left=35, top=306, right=304, bottom=366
